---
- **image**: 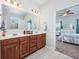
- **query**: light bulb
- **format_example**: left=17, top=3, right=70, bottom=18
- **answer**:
left=13, top=1, right=17, bottom=6
left=5, top=0, right=11, bottom=3
left=63, top=13, right=67, bottom=16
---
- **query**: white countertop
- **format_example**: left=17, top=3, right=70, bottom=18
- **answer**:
left=0, top=32, right=46, bottom=40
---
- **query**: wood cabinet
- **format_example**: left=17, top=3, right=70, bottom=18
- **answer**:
left=0, top=41, right=2, bottom=59
left=29, top=35, right=37, bottom=53
left=37, top=35, right=42, bottom=49
left=41, top=34, right=46, bottom=47
left=20, top=36, right=29, bottom=58
left=2, top=38, right=19, bottom=59
left=37, top=34, right=46, bottom=49
left=0, top=33, right=46, bottom=59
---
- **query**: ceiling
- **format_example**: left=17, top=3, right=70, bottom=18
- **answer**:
left=56, top=4, right=79, bottom=17
left=3, top=0, right=79, bottom=13
left=31, top=0, right=48, bottom=5
left=16, top=0, right=49, bottom=12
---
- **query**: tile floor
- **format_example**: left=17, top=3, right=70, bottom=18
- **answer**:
left=24, top=47, right=73, bottom=59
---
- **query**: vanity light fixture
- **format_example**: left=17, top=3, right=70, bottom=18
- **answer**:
left=13, top=1, right=17, bottom=6
left=32, top=8, right=40, bottom=15
left=5, top=0, right=11, bottom=3
left=5, top=0, right=23, bottom=8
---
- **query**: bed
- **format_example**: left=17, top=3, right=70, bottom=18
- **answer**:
left=63, top=33, right=79, bottom=45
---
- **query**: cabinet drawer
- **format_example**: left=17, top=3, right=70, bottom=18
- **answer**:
left=30, top=42, right=36, bottom=47
left=40, top=34, right=46, bottom=37
left=30, top=38, right=36, bottom=43
left=37, top=43, right=42, bottom=49
left=20, top=42, right=29, bottom=57
left=30, top=35, right=36, bottom=41
left=20, top=36, right=29, bottom=42
left=30, top=46, right=37, bottom=53
left=2, top=38, right=18, bottom=45
left=30, top=39, right=36, bottom=43
left=31, top=35, right=36, bottom=38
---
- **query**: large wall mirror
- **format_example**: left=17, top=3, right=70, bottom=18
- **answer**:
left=0, top=4, right=40, bottom=34
left=2, top=4, right=27, bottom=29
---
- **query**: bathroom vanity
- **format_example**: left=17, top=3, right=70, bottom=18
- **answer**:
left=0, top=3, right=46, bottom=59
left=0, top=33, right=46, bottom=59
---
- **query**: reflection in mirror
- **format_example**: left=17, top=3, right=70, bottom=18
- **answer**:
left=56, top=4, right=79, bottom=59
left=8, top=16, right=18, bottom=29
left=2, top=4, right=27, bottom=29
left=27, top=20, right=32, bottom=31
left=1, top=4, right=40, bottom=35
left=24, top=13, right=39, bottom=33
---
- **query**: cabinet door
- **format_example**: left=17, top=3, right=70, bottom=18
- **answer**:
left=30, top=35, right=37, bottom=48
left=2, top=39, right=19, bottom=59
left=37, top=34, right=46, bottom=49
left=20, top=37, right=29, bottom=58
left=29, top=35, right=37, bottom=53
left=29, top=46, right=37, bottom=53
left=37, top=35, right=42, bottom=49
left=41, top=34, right=46, bottom=47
